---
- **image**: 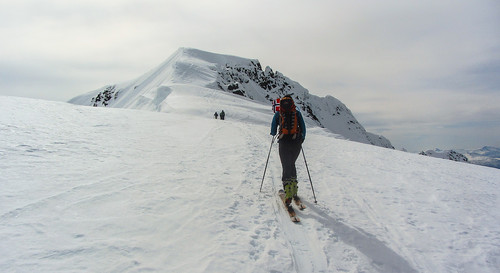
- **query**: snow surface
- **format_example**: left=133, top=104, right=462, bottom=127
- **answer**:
left=1, top=95, right=500, bottom=273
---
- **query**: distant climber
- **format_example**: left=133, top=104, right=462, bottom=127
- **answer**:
left=214, top=112, right=218, bottom=119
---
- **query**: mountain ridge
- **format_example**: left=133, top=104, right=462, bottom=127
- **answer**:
left=69, top=47, right=393, bottom=148
left=459, top=146, right=500, bottom=169
left=419, top=147, right=500, bottom=169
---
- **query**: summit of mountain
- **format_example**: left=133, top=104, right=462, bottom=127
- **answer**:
left=69, top=47, right=393, bottom=148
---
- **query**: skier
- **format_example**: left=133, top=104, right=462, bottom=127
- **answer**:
left=220, top=110, right=225, bottom=120
left=214, top=112, right=218, bottom=119
left=270, top=95, right=306, bottom=213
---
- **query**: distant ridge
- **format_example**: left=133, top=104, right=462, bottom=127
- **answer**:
left=419, top=147, right=500, bottom=169
left=459, top=146, right=500, bottom=169
left=419, top=149, right=469, bottom=162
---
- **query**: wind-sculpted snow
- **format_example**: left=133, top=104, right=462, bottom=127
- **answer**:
left=2, top=96, right=500, bottom=272
left=69, top=47, right=393, bottom=148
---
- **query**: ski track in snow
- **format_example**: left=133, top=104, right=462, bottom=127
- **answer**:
left=239, top=122, right=330, bottom=273
left=2, top=96, right=500, bottom=273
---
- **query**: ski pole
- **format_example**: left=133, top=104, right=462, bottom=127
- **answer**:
left=301, top=147, right=317, bottom=203
left=260, top=135, right=277, bottom=192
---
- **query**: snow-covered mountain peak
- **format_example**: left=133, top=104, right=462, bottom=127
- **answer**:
left=178, top=47, right=257, bottom=66
left=69, top=48, right=393, bottom=148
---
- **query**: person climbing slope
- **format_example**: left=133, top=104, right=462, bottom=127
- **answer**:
left=270, top=95, right=306, bottom=215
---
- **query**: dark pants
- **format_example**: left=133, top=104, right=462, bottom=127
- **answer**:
left=279, top=138, right=302, bottom=182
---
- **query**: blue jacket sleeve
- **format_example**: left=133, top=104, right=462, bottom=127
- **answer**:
left=297, top=111, right=306, bottom=140
left=270, top=112, right=279, bottom=136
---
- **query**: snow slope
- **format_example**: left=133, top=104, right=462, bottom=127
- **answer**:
left=1, top=95, right=500, bottom=273
left=69, top=48, right=393, bottom=148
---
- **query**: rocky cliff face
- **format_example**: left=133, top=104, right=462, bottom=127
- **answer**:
left=213, top=60, right=393, bottom=148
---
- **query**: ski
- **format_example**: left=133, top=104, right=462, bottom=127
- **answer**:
left=294, top=198, right=306, bottom=210
left=278, top=190, right=300, bottom=222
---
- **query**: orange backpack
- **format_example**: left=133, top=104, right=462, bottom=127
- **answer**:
left=279, top=96, right=299, bottom=137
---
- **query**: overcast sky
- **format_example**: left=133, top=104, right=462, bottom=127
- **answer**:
left=1, top=0, right=499, bottom=151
